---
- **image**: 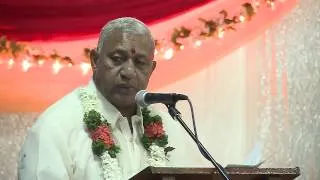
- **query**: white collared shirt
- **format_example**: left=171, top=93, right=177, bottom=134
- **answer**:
left=18, top=80, right=207, bottom=180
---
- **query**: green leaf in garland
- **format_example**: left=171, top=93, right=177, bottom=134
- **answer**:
left=219, top=10, right=228, bottom=19
left=92, top=140, right=107, bottom=157
left=144, top=115, right=159, bottom=125
left=171, top=26, right=191, bottom=50
left=150, top=115, right=162, bottom=123
left=242, top=3, right=255, bottom=21
left=224, top=18, right=234, bottom=25
left=33, top=54, right=47, bottom=61
left=83, top=48, right=91, bottom=60
left=199, top=18, right=218, bottom=37
left=50, top=51, right=61, bottom=60
left=155, top=135, right=168, bottom=147
left=164, top=146, right=175, bottom=156
left=108, top=145, right=121, bottom=158
left=232, top=16, right=240, bottom=24
left=142, top=108, right=163, bottom=125
left=227, top=26, right=236, bottom=31
left=0, top=36, right=8, bottom=53
left=62, top=56, right=73, bottom=65
left=9, top=41, right=24, bottom=58
left=141, top=135, right=152, bottom=149
left=142, top=108, right=150, bottom=116
left=84, top=110, right=102, bottom=130
left=0, top=36, right=6, bottom=47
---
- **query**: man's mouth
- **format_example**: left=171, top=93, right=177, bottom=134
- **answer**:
left=115, top=84, right=136, bottom=94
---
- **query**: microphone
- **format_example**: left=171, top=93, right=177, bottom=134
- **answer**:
left=135, top=90, right=188, bottom=107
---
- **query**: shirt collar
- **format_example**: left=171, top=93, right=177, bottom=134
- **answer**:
left=86, top=79, right=143, bottom=129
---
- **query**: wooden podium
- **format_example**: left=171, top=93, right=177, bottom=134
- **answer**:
left=130, top=166, right=300, bottom=180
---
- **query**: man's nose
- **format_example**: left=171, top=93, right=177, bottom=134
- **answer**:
left=120, top=59, right=135, bottom=80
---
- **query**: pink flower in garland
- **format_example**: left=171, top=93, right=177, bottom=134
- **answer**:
left=145, top=122, right=165, bottom=138
left=91, top=124, right=114, bottom=148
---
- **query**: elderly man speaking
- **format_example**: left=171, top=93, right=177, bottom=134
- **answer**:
left=18, top=17, right=206, bottom=180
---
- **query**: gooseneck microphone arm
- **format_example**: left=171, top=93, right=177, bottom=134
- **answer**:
left=135, top=90, right=231, bottom=180
left=165, top=102, right=231, bottom=180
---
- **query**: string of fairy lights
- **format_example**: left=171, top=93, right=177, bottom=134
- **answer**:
left=0, top=0, right=281, bottom=75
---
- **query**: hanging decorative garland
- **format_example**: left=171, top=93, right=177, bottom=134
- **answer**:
left=0, top=0, right=280, bottom=73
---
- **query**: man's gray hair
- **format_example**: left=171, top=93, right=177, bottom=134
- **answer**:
left=97, top=17, right=155, bottom=54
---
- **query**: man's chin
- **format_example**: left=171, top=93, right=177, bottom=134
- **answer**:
left=111, top=95, right=136, bottom=108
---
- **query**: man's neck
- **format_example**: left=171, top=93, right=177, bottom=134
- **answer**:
left=118, top=106, right=137, bottom=119
left=117, top=106, right=136, bottom=134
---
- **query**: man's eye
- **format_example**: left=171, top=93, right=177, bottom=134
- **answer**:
left=135, top=58, right=147, bottom=66
left=136, top=60, right=146, bottom=65
left=112, top=56, right=122, bottom=63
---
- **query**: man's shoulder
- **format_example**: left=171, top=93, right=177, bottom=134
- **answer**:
left=32, top=87, right=83, bottom=130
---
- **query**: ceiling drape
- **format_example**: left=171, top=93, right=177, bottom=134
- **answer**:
left=0, top=0, right=212, bottom=41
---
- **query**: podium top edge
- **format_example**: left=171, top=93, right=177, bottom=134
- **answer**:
left=148, top=166, right=300, bottom=176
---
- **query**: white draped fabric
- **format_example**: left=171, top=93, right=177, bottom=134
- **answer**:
left=1, top=0, right=319, bottom=179
left=156, top=47, right=250, bottom=166
left=159, top=0, right=320, bottom=177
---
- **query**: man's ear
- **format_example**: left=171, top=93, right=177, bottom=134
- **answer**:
left=151, top=61, right=157, bottom=72
left=90, top=48, right=99, bottom=70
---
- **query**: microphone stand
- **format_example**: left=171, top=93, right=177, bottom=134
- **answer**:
left=166, top=103, right=231, bottom=180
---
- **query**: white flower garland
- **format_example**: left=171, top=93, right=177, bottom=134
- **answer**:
left=101, top=152, right=122, bottom=180
left=79, top=87, right=122, bottom=180
left=79, top=85, right=167, bottom=180
left=148, top=144, right=166, bottom=167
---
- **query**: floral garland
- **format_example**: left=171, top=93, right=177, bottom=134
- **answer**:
left=79, top=87, right=174, bottom=180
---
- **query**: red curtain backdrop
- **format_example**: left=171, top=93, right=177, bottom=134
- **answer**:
left=0, top=0, right=212, bottom=41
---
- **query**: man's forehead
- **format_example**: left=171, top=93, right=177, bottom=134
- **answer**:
left=106, top=30, right=152, bottom=44
left=102, top=31, right=153, bottom=54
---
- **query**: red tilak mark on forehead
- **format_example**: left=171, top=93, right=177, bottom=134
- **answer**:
left=131, top=48, right=136, bottom=54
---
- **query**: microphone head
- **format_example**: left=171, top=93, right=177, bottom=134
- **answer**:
left=135, top=90, right=149, bottom=107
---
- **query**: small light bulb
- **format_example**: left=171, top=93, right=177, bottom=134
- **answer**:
left=8, top=58, right=14, bottom=69
left=22, top=59, right=32, bottom=72
left=194, top=40, right=202, bottom=47
left=218, top=28, right=225, bottom=39
left=267, top=0, right=276, bottom=10
left=164, top=48, right=174, bottom=60
left=38, top=59, right=45, bottom=66
left=239, top=15, right=246, bottom=22
left=80, top=62, right=91, bottom=75
left=52, top=61, right=62, bottom=74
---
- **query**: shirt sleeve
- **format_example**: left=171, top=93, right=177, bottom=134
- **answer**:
left=18, top=120, right=72, bottom=180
